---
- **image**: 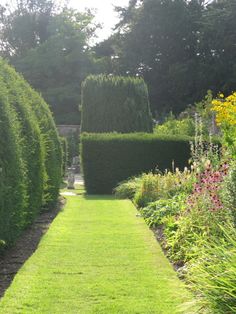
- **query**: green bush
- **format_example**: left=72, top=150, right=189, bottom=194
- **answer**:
left=0, top=80, right=28, bottom=246
left=21, top=84, right=62, bottom=207
left=0, top=62, right=45, bottom=223
left=0, top=59, right=62, bottom=248
left=140, top=194, right=186, bottom=230
left=154, top=116, right=195, bottom=136
left=114, top=175, right=143, bottom=200
left=81, top=133, right=192, bottom=194
left=81, top=75, right=153, bottom=133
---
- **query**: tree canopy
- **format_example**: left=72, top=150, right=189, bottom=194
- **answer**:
left=98, top=0, right=236, bottom=117
left=0, top=0, right=236, bottom=122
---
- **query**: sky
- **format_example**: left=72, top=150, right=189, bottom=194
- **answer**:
left=69, top=0, right=129, bottom=42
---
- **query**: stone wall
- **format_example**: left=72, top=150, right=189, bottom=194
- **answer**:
left=57, top=125, right=80, bottom=137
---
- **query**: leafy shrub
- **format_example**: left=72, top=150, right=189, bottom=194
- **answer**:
left=81, top=75, right=153, bottom=133
left=187, top=224, right=236, bottom=314
left=140, top=193, right=186, bottom=229
left=81, top=133, right=192, bottom=194
left=114, top=176, right=143, bottom=199
left=155, top=115, right=195, bottom=136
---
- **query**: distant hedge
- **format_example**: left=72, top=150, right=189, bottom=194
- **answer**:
left=81, top=133, right=192, bottom=194
left=81, top=75, right=153, bottom=133
left=0, top=59, right=62, bottom=250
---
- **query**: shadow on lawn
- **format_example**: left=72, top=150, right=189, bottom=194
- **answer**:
left=0, top=198, right=65, bottom=299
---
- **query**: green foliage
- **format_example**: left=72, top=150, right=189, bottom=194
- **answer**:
left=60, top=137, right=68, bottom=177
left=81, top=133, right=191, bottom=194
left=155, top=115, right=195, bottom=137
left=0, top=60, right=45, bottom=224
left=0, top=81, right=28, bottom=246
left=0, top=58, right=62, bottom=248
left=114, top=176, right=143, bottom=200
left=81, top=75, right=153, bottom=133
left=221, top=160, right=236, bottom=223
left=102, top=0, right=236, bottom=117
left=0, top=1, right=100, bottom=124
left=24, top=86, right=62, bottom=207
left=187, top=224, right=236, bottom=314
left=166, top=204, right=232, bottom=264
left=67, top=132, right=79, bottom=165
left=140, top=194, right=186, bottom=229
left=133, top=170, right=193, bottom=208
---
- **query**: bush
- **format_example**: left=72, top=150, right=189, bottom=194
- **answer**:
left=140, top=193, right=186, bottom=229
left=0, top=62, right=45, bottom=223
left=0, top=81, right=28, bottom=246
left=154, top=115, right=195, bottom=136
left=81, top=133, right=192, bottom=194
left=81, top=75, right=153, bottom=133
left=114, top=175, right=143, bottom=200
left=0, top=59, right=62, bottom=248
left=21, top=84, right=62, bottom=207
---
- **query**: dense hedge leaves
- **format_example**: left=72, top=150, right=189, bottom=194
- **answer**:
left=0, top=59, right=62, bottom=250
left=81, top=75, right=153, bottom=133
left=81, top=133, right=191, bottom=194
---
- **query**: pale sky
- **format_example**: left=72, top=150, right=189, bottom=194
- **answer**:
left=69, top=0, right=129, bottom=41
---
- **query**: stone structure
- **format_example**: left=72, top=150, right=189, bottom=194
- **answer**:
left=57, top=125, right=80, bottom=137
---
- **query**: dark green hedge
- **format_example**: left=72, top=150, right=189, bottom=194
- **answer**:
left=81, top=75, right=153, bottom=133
left=60, top=137, right=68, bottom=177
left=81, top=133, right=192, bottom=194
left=22, top=86, right=62, bottom=207
left=0, top=59, right=62, bottom=250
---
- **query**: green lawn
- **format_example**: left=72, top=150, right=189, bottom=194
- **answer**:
left=0, top=192, right=192, bottom=313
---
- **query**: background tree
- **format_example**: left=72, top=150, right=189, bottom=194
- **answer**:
left=97, top=0, right=236, bottom=118
left=0, top=0, right=102, bottom=124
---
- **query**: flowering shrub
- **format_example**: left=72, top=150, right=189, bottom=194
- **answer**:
left=166, top=161, right=233, bottom=263
left=212, top=92, right=236, bottom=155
left=188, top=162, right=229, bottom=212
left=212, top=92, right=236, bottom=126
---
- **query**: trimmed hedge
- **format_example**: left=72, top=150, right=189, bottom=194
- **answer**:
left=81, top=75, right=153, bottom=133
left=81, top=133, right=192, bottom=194
left=60, top=137, right=68, bottom=177
left=0, top=81, right=28, bottom=247
left=0, top=59, right=62, bottom=250
left=22, top=86, right=62, bottom=207
left=0, top=63, right=45, bottom=224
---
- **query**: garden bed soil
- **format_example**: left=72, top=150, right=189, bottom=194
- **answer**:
left=0, top=197, right=65, bottom=299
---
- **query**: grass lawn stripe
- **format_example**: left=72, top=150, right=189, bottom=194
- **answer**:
left=0, top=193, right=192, bottom=313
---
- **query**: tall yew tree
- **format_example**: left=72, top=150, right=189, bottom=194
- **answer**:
left=98, top=0, right=236, bottom=117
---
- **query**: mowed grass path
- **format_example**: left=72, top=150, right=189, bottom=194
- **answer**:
left=0, top=192, right=191, bottom=313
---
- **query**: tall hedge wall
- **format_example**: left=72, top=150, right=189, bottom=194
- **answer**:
left=81, top=75, right=153, bottom=133
left=0, top=59, right=62, bottom=251
left=81, top=133, right=192, bottom=194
